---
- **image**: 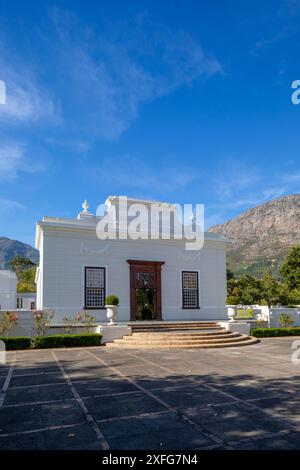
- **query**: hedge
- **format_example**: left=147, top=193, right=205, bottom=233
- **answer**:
left=251, top=327, right=300, bottom=338
left=32, top=333, right=102, bottom=349
left=0, top=336, right=31, bottom=350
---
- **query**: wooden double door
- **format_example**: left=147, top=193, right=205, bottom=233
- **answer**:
left=127, top=260, right=164, bottom=321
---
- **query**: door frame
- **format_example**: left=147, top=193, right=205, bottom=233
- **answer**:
left=127, top=260, right=165, bottom=321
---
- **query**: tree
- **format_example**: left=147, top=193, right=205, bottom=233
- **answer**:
left=261, top=272, right=280, bottom=308
left=10, top=256, right=36, bottom=275
left=10, top=256, right=36, bottom=293
left=280, top=246, right=300, bottom=290
left=236, top=274, right=262, bottom=305
left=17, top=267, right=36, bottom=293
left=226, top=266, right=235, bottom=281
left=238, top=286, right=261, bottom=305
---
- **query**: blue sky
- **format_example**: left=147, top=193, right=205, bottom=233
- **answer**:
left=0, top=0, right=300, bottom=245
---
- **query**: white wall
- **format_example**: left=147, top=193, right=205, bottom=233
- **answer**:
left=17, top=294, right=36, bottom=310
left=0, top=310, right=34, bottom=336
left=268, top=308, right=300, bottom=327
left=0, top=271, right=17, bottom=310
left=39, top=227, right=228, bottom=322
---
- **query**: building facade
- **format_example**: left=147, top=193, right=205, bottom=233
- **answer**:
left=35, top=197, right=229, bottom=322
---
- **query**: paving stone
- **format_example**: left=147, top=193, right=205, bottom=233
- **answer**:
left=9, top=372, right=64, bottom=388
left=155, top=427, right=216, bottom=450
left=0, top=404, right=42, bottom=434
left=13, top=366, right=59, bottom=375
left=67, top=369, right=119, bottom=380
left=253, top=396, right=300, bottom=424
left=98, top=417, right=147, bottom=439
left=74, top=378, right=137, bottom=397
left=0, top=431, right=46, bottom=450
left=0, top=401, right=85, bottom=434
left=201, top=411, right=286, bottom=442
left=4, top=383, right=74, bottom=406
left=107, top=432, right=166, bottom=450
left=232, top=432, right=300, bottom=450
left=44, top=424, right=101, bottom=450
left=138, top=411, right=189, bottom=432
left=156, top=385, right=234, bottom=408
left=84, top=391, right=166, bottom=420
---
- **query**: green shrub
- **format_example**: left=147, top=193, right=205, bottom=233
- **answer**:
left=236, top=308, right=254, bottom=319
left=279, top=313, right=294, bottom=328
left=251, top=327, right=300, bottom=338
left=226, top=295, right=238, bottom=305
left=105, top=295, right=119, bottom=306
left=0, top=336, right=31, bottom=350
left=32, top=333, right=102, bottom=349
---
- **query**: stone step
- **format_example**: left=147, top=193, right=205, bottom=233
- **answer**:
left=106, top=336, right=258, bottom=349
left=117, top=332, right=240, bottom=342
left=131, top=325, right=223, bottom=332
left=132, top=322, right=218, bottom=327
left=130, top=329, right=231, bottom=338
left=113, top=334, right=248, bottom=346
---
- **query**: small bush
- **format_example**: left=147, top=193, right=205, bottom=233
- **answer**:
left=0, top=311, right=18, bottom=336
left=279, top=313, right=294, bottom=328
left=105, top=295, right=119, bottom=306
left=251, top=327, right=300, bottom=338
left=32, top=333, right=102, bottom=349
left=0, top=336, right=31, bottom=350
left=226, top=295, right=238, bottom=305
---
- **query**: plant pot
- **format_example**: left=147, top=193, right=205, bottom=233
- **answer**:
left=227, top=305, right=237, bottom=322
left=106, top=305, right=118, bottom=325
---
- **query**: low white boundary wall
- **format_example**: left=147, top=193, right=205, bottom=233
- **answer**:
left=239, top=306, right=300, bottom=328
left=0, top=310, right=34, bottom=337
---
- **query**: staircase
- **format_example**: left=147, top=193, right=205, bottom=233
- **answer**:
left=106, top=321, right=258, bottom=349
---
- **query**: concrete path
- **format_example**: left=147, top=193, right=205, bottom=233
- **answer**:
left=0, top=337, right=300, bottom=450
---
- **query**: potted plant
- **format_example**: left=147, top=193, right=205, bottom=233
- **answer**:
left=105, top=295, right=119, bottom=325
left=226, top=295, right=238, bottom=322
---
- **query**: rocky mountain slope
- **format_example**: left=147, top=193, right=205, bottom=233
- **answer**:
left=208, top=194, right=300, bottom=278
left=0, top=237, right=39, bottom=270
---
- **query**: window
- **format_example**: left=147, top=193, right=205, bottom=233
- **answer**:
left=182, top=271, right=199, bottom=309
left=84, top=267, right=105, bottom=309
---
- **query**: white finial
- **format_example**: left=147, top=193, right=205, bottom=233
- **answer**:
left=82, top=200, right=90, bottom=213
left=190, top=212, right=196, bottom=222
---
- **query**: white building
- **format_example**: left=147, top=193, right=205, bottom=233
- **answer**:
left=35, top=196, right=229, bottom=322
left=0, top=270, right=18, bottom=310
left=16, top=293, right=36, bottom=310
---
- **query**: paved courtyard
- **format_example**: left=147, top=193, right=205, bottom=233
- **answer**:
left=0, top=338, right=300, bottom=450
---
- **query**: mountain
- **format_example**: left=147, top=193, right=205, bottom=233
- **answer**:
left=208, top=194, right=300, bottom=278
left=0, top=237, right=39, bottom=270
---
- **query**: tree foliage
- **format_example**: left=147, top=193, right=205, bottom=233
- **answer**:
left=280, top=245, right=300, bottom=290
left=227, top=246, right=300, bottom=306
left=10, top=255, right=36, bottom=293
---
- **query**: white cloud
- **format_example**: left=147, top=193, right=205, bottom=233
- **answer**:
left=0, top=144, right=43, bottom=180
left=209, top=162, right=300, bottom=227
left=51, top=10, right=222, bottom=139
left=0, top=198, right=25, bottom=211
left=214, top=163, right=261, bottom=201
left=0, top=41, right=56, bottom=123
